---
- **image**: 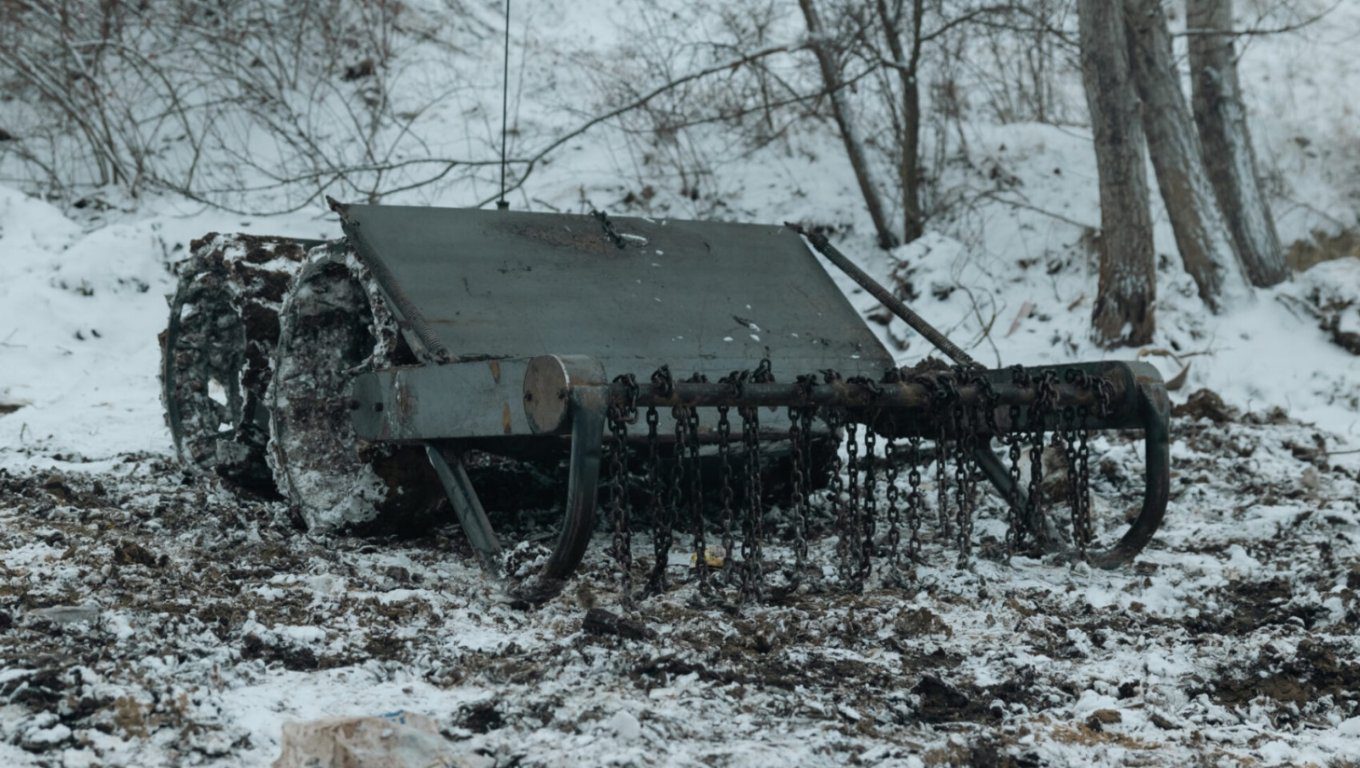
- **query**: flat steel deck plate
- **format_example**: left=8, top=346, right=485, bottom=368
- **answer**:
left=338, top=204, right=894, bottom=379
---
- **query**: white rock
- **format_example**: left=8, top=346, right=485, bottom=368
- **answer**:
left=607, top=710, right=641, bottom=742
left=30, top=605, right=100, bottom=625
left=273, top=712, right=473, bottom=768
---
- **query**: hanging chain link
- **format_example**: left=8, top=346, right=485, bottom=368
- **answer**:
left=1005, top=365, right=1031, bottom=554
left=645, top=366, right=675, bottom=594
left=740, top=360, right=775, bottom=600
left=605, top=374, right=638, bottom=600
left=1025, top=370, right=1059, bottom=546
left=671, top=400, right=692, bottom=584
left=683, top=373, right=708, bottom=587
left=595, top=358, right=1129, bottom=602
left=929, top=374, right=956, bottom=541
left=716, top=393, right=737, bottom=585
left=951, top=367, right=981, bottom=567
left=1066, top=369, right=1109, bottom=559
left=905, top=433, right=923, bottom=568
left=739, top=403, right=763, bottom=601
left=848, top=376, right=882, bottom=587
left=883, top=432, right=902, bottom=577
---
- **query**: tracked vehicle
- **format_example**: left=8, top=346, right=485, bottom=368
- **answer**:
left=160, top=202, right=1170, bottom=603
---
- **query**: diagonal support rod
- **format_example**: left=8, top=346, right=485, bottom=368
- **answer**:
left=425, top=445, right=503, bottom=574
left=786, top=222, right=979, bottom=368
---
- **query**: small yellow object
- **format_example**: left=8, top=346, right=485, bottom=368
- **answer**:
left=690, top=547, right=726, bottom=568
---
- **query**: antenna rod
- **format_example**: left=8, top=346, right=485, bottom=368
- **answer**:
left=497, top=0, right=511, bottom=210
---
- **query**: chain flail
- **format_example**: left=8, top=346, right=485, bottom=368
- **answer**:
left=605, top=373, right=638, bottom=600
left=739, top=402, right=763, bottom=601
left=905, top=433, right=924, bottom=567
left=848, top=376, right=882, bottom=586
left=671, top=400, right=692, bottom=585
left=860, top=416, right=878, bottom=583
left=646, top=366, right=675, bottom=594
left=928, top=374, right=956, bottom=542
left=882, top=432, right=902, bottom=577
left=786, top=413, right=807, bottom=575
left=842, top=418, right=862, bottom=589
left=589, top=358, right=1132, bottom=603
left=1025, top=370, right=1058, bottom=545
left=1066, top=369, right=1102, bottom=558
left=951, top=367, right=981, bottom=567
left=716, top=389, right=737, bottom=584
left=679, top=373, right=708, bottom=587
left=1005, top=365, right=1031, bottom=554
left=951, top=400, right=972, bottom=566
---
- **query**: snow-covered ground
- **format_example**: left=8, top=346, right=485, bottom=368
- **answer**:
left=2, top=0, right=1360, bottom=765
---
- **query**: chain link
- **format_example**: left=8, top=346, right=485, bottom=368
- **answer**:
left=645, top=365, right=675, bottom=594
left=683, top=374, right=708, bottom=587
left=605, top=374, right=638, bottom=600
left=787, top=408, right=808, bottom=575
left=860, top=416, right=878, bottom=584
left=739, top=403, right=763, bottom=602
left=883, top=433, right=902, bottom=578
left=716, top=396, right=737, bottom=585
left=906, top=434, right=923, bottom=569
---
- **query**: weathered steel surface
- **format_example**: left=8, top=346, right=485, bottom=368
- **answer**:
left=350, top=358, right=535, bottom=441
left=334, top=204, right=896, bottom=379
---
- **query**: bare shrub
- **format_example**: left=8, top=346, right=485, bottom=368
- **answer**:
left=0, top=0, right=492, bottom=211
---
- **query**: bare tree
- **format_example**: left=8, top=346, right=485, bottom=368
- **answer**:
left=1078, top=0, right=1156, bottom=346
left=1186, top=0, right=1288, bottom=287
left=866, top=0, right=925, bottom=242
left=799, top=0, right=899, bottom=249
left=1123, top=0, right=1246, bottom=311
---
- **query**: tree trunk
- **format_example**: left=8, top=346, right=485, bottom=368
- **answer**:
left=799, top=0, right=898, bottom=249
left=874, top=0, right=925, bottom=243
left=1078, top=0, right=1156, bottom=347
left=1186, top=0, right=1287, bottom=287
left=1123, top=0, right=1246, bottom=311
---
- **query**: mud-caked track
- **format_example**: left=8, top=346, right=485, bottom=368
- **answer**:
left=265, top=245, right=443, bottom=532
left=159, top=234, right=307, bottom=497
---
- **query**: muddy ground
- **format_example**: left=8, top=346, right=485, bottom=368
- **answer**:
left=1, top=409, right=1359, bottom=766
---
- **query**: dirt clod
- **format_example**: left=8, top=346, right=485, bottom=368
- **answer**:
left=582, top=608, right=656, bottom=641
left=1172, top=389, right=1238, bottom=423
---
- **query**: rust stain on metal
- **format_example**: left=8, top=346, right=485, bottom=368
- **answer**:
left=489, top=359, right=501, bottom=383
left=502, top=402, right=513, bottom=434
left=504, top=222, right=616, bottom=255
